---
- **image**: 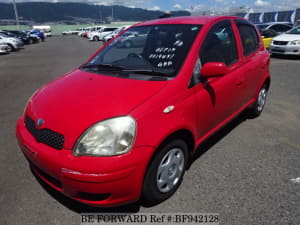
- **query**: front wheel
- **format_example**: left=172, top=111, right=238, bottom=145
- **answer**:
left=142, top=140, right=188, bottom=205
left=248, top=84, right=268, bottom=118
left=7, top=44, right=14, bottom=52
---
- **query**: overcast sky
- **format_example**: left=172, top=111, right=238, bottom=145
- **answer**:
left=0, top=0, right=299, bottom=12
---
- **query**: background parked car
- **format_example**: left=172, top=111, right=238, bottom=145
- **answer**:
left=256, top=22, right=293, bottom=34
left=89, top=27, right=117, bottom=41
left=62, top=30, right=79, bottom=35
left=103, top=25, right=131, bottom=43
left=0, top=33, right=23, bottom=51
left=115, top=31, right=147, bottom=48
left=2, top=30, right=34, bottom=45
left=31, top=29, right=45, bottom=42
left=260, top=29, right=279, bottom=49
left=269, top=25, right=300, bottom=56
left=22, top=31, right=40, bottom=43
left=32, top=25, right=52, bottom=37
left=86, top=26, right=105, bottom=39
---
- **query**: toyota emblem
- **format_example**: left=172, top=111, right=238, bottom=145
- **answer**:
left=36, top=118, right=44, bottom=128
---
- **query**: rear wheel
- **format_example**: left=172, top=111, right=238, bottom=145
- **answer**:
left=93, top=36, right=99, bottom=41
left=124, top=40, right=133, bottom=48
left=248, top=84, right=268, bottom=118
left=142, top=139, right=188, bottom=205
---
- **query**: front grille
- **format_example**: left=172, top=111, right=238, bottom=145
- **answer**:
left=273, top=41, right=288, bottom=46
left=272, top=49, right=285, bottom=53
left=77, top=192, right=111, bottom=201
left=25, top=116, right=64, bottom=150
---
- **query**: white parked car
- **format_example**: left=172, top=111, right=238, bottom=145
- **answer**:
left=77, top=28, right=88, bottom=37
left=0, top=42, right=10, bottom=54
left=86, top=26, right=105, bottom=39
left=89, top=27, right=117, bottom=41
left=269, top=26, right=300, bottom=56
left=0, top=33, right=23, bottom=51
left=103, top=25, right=131, bottom=43
left=62, top=30, right=79, bottom=35
left=32, top=25, right=52, bottom=37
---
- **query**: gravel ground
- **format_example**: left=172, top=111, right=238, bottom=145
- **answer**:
left=0, top=36, right=299, bottom=225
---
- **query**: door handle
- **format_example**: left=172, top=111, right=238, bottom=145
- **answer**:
left=235, top=75, right=245, bottom=86
left=235, top=80, right=244, bottom=86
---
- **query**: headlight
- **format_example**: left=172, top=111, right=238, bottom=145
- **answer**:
left=73, top=116, right=136, bottom=157
left=289, top=40, right=300, bottom=45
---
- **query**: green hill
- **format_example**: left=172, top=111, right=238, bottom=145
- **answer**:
left=0, top=2, right=190, bottom=24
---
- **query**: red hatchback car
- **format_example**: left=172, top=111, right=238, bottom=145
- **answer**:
left=16, top=16, right=270, bottom=207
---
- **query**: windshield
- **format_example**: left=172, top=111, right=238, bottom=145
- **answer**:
left=286, top=26, right=300, bottom=34
left=82, top=24, right=202, bottom=80
left=0, top=33, right=8, bottom=38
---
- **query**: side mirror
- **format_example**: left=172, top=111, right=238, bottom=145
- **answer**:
left=200, top=62, right=228, bottom=78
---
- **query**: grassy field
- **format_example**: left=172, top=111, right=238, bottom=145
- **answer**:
left=0, top=23, right=136, bottom=35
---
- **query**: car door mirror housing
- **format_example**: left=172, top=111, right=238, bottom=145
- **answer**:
left=200, top=62, right=228, bottom=78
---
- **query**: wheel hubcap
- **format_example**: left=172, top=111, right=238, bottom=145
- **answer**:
left=257, top=88, right=267, bottom=112
left=156, top=148, right=184, bottom=193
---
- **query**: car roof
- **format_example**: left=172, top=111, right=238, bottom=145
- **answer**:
left=135, top=16, right=245, bottom=26
left=259, top=22, right=292, bottom=25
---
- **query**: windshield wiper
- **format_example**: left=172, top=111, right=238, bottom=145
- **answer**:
left=81, top=65, right=172, bottom=78
left=122, top=69, right=172, bottom=77
left=81, top=63, right=128, bottom=71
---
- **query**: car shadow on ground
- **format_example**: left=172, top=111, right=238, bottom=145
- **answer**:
left=271, top=54, right=300, bottom=60
left=31, top=111, right=249, bottom=212
left=187, top=111, right=248, bottom=168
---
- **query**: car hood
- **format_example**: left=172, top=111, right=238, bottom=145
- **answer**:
left=25, top=69, right=167, bottom=149
left=7, top=37, right=18, bottom=41
left=273, top=34, right=300, bottom=42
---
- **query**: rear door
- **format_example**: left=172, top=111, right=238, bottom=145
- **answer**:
left=234, top=19, right=269, bottom=103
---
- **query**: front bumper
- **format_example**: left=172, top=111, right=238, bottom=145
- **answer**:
left=269, top=45, right=300, bottom=55
left=16, top=117, right=154, bottom=207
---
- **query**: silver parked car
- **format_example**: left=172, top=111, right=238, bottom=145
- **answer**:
left=0, top=33, right=23, bottom=51
left=269, top=26, right=300, bottom=56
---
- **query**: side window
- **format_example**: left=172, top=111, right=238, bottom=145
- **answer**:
left=236, top=24, right=259, bottom=56
left=200, top=21, right=238, bottom=67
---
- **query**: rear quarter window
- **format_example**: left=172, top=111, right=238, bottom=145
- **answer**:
left=236, top=22, right=260, bottom=57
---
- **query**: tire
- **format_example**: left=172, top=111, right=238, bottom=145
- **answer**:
left=7, top=44, right=14, bottom=52
left=248, top=84, right=268, bottom=118
left=93, top=36, right=99, bottom=41
left=142, top=139, right=188, bottom=205
left=124, top=40, right=133, bottom=48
